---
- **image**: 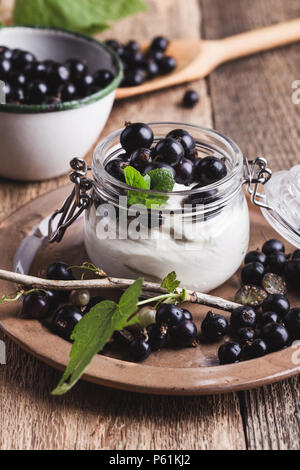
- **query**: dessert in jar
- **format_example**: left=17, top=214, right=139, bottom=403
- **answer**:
left=84, top=122, right=250, bottom=293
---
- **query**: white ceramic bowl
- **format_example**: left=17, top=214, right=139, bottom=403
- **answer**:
left=0, top=26, right=123, bottom=181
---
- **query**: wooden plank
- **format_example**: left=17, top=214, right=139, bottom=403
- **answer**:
left=201, top=0, right=300, bottom=450
left=0, top=0, right=246, bottom=451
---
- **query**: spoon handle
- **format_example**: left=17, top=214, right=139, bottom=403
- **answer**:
left=217, top=18, right=300, bottom=63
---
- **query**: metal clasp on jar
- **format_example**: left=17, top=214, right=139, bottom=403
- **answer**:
left=48, top=158, right=93, bottom=243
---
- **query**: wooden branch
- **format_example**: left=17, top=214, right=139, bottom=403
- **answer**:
left=0, top=269, right=241, bottom=312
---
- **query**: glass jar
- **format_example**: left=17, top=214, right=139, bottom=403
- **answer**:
left=83, top=123, right=250, bottom=293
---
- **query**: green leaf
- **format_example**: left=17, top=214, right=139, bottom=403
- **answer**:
left=148, top=168, right=175, bottom=192
left=124, top=166, right=150, bottom=206
left=52, top=278, right=144, bottom=396
left=13, top=0, right=147, bottom=35
left=161, top=271, right=181, bottom=293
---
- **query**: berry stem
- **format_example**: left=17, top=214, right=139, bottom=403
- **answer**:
left=137, top=292, right=180, bottom=307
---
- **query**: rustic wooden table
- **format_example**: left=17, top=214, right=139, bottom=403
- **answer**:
left=0, top=0, right=300, bottom=450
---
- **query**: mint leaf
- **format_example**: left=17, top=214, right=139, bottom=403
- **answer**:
left=52, top=279, right=143, bottom=396
left=124, top=166, right=150, bottom=206
left=161, top=272, right=181, bottom=293
left=148, top=168, right=175, bottom=193
left=13, top=0, right=147, bottom=35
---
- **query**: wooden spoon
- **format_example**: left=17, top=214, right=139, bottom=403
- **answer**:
left=116, top=18, right=300, bottom=100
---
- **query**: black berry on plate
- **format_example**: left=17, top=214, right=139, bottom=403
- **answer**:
left=262, top=322, right=289, bottom=352
left=121, top=122, right=154, bottom=154
left=59, top=82, right=77, bottom=101
left=157, top=56, right=177, bottom=74
left=267, top=252, right=286, bottom=275
left=284, top=309, right=300, bottom=340
left=262, top=273, right=287, bottom=295
left=292, top=249, right=300, bottom=260
left=76, top=73, right=94, bottom=96
left=70, top=289, right=91, bottom=307
left=241, top=262, right=265, bottom=286
left=65, top=58, right=87, bottom=77
left=174, top=158, right=195, bottom=185
left=262, top=294, right=290, bottom=316
left=130, top=148, right=153, bottom=172
left=147, top=323, right=168, bottom=351
left=169, top=320, right=197, bottom=347
left=105, top=157, right=128, bottom=182
left=156, top=304, right=184, bottom=327
left=141, top=59, right=159, bottom=79
left=230, top=306, right=257, bottom=331
left=46, top=262, right=74, bottom=281
left=122, top=68, right=146, bottom=87
left=201, top=311, right=228, bottom=341
left=151, top=36, right=169, bottom=52
left=237, top=327, right=256, bottom=343
left=218, top=341, right=242, bottom=364
left=284, top=259, right=300, bottom=289
left=52, top=306, right=83, bottom=340
left=243, top=339, right=268, bottom=360
left=245, top=251, right=267, bottom=266
left=93, top=69, right=115, bottom=88
left=182, top=90, right=199, bottom=108
left=129, top=337, right=152, bottom=362
left=154, top=138, right=184, bottom=167
left=262, top=239, right=285, bottom=256
left=9, top=71, right=27, bottom=87
left=12, top=49, right=36, bottom=69
left=22, top=291, right=50, bottom=319
left=26, top=80, right=48, bottom=104
left=260, top=311, right=281, bottom=326
left=105, top=39, right=120, bottom=51
left=146, top=49, right=164, bottom=62
left=166, top=129, right=196, bottom=158
left=194, top=156, right=227, bottom=186
left=48, top=63, right=70, bottom=87
left=235, top=285, right=268, bottom=307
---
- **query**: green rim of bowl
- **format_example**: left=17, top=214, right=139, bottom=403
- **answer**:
left=0, top=25, right=123, bottom=114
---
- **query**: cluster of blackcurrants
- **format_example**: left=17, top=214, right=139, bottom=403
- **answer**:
left=105, top=122, right=228, bottom=188
left=114, top=303, right=197, bottom=362
left=201, top=239, right=300, bottom=365
left=0, top=45, right=115, bottom=105
left=105, top=36, right=176, bottom=88
left=21, top=262, right=100, bottom=340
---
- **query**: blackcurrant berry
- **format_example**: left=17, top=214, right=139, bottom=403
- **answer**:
left=262, top=294, right=290, bottom=316
left=241, top=262, right=265, bottom=286
left=267, top=252, right=286, bottom=275
left=284, top=309, right=300, bottom=340
left=262, top=239, right=285, bottom=256
left=6, top=86, right=25, bottom=104
left=9, top=71, right=27, bottom=87
left=105, top=39, right=120, bottom=51
left=151, top=36, right=169, bottom=52
left=121, top=122, right=154, bottom=154
left=218, top=342, right=242, bottom=364
left=194, top=156, right=227, bottom=186
left=0, top=58, right=11, bottom=77
left=154, top=138, right=184, bottom=167
left=48, top=63, right=71, bottom=86
left=260, top=311, right=280, bottom=327
left=126, top=40, right=140, bottom=54
left=230, top=306, right=257, bottom=331
left=70, top=289, right=91, bottom=307
left=26, top=80, right=48, bottom=104
left=174, top=158, right=195, bottom=185
left=122, top=68, right=146, bottom=87
left=59, top=82, right=77, bottom=102
left=22, top=292, right=50, bottom=319
left=0, top=46, right=12, bottom=60
left=130, top=148, right=153, bottom=172
left=169, top=320, right=197, bottom=347
left=46, top=262, right=74, bottom=281
left=243, top=339, right=268, bottom=360
left=65, top=58, right=87, bottom=77
left=105, top=157, right=128, bottom=182
left=157, top=56, right=177, bottom=74
left=201, top=311, right=228, bottom=341
left=262, top=322, right=289, bottom=352
left=28, top=62, right=48, bottom=80
left=182, top=309, right=193, bottom=321
left=156, top=304, right=184, bottom=327
left=237, top=327, right=256, bottom=343
left=182, top=90, right=199, bottom=108
left=93, top=69, right=115, bottom=88
left=52, top=306, right=83, bottom=340
left=12, top=49, right=36, bottom=69
left=166, top=129, right=196, bottom=158
left=129, top=338, right=152, bottom=362
left=141, top=60, right=159, bottom=79
left=76, top=73, right=94, bottom=96
left=292, top=249, right=300, bottom=260
left=147, top=323, right=168, bottom=351
left=245, top=251, right=267, bottom=266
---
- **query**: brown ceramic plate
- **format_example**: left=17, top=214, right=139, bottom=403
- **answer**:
left=0, top=186, right=299, bottom=395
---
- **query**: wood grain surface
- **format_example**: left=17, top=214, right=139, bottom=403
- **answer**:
left=0, top=0, right=299, bottom=450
